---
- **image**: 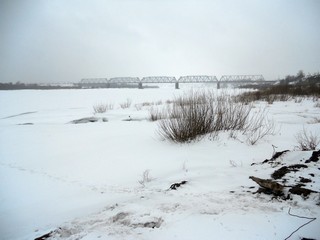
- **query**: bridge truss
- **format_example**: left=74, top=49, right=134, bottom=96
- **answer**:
left=79, top=74, right=268, bottom=89
left=219, top=75, right=264, bottom=82
left=178, top=75, right=218, bottom=83
left=141, top=76, right=176, bottom=83
left=80, top=78, right=108, bottom=84
left=109, top=77, right=140, bottom=84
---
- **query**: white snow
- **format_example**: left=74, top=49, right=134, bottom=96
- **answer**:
left=0, top=87, right=319, bottom=240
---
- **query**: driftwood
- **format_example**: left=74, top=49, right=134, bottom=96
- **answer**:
left=249, top=176, right=284, bottom=195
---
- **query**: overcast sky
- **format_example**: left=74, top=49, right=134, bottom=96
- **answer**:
left=1, top=0, right=319, bottom=83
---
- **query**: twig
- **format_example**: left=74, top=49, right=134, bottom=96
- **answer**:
left=272, top=144, right=278, bottom=155
left=284, top=208, right=316, bottom=240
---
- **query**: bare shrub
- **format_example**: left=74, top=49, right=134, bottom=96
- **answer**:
left=149, top=107, right=167, bottom=121
left=108, top=103, right=114, bottom=110
left=213, top=94, right=252, bottom=132
left=294, top=97, right=303, bottom=103
left=314, top=102, right=320, bottom=108
left=228, top=130, right=239, bottom=140
left=158, top=91, right=277, bottom=144
left=93, top=103, right=113, bottom=113
left=244, top=107, right=276, bottom=145
left=119, top=98, right=132, bottom=109
left=265, top=94, right=276, bottom=104
left=138, top=170, right=153, bottom=187
left=243, top=107, right=268, bottom=133
left=279, top=94, right=290, bottom=101
left=158, top=91, right=215, bottom=143
left=135, top=104, right=143, bottom=111
left=142, top=101, right=153, bottom=107
left=295, top=128, right=320, bottom=151
left=309, top=117, right=320, bottom=124
left=234, top=91, right=260, bottom=104
left=246, top=119, right=276, bottom=145
left=158, top=91, right=255, bottom=143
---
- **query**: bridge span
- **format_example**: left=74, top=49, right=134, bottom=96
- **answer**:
left=80, top=75, right=274, bottom=89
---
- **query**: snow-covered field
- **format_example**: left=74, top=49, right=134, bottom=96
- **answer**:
left=0, top=87, right=319, bottom=240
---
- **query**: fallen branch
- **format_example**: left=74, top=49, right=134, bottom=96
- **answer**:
left=284, top=207, right=317, bottom=240
left=169, top=181, right=187, bottom=190
left=34, top=231, right=54, bottom=240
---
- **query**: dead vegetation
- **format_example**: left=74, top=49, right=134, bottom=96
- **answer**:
left=119, top=98, right=132, bottom=109
left=236, top=74, right=320, bottom=104
left=148, top=107, right=168, bottom=121
left=295, top=128, right=320, bottom=151
left=93, top=103, right=114, bottom=113
left=157, top=90, right=275, bottom=144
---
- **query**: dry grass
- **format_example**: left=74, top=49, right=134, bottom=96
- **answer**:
left=149, top=107, right=168, bottom=121
left=93, top=103, right=114, bottom=113
left=295, top=128, right=320, bottom=151
left=119, top=98, right=132, bottom=109
left=314, top=102, right=320, bottom=108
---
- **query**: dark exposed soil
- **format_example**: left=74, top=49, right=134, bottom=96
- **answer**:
left=251, top=150, right=289, bottom=166
left=289, top=186, right=317, bottom=197
left=271, top=164, right=308, bottom=180
left=250, top=150, right=319, bottom=200
left=262, top=150, right=289, bottom=164
left=299, top=177, right=312, bottom=183
left=305, top=150, right=320, bottom=163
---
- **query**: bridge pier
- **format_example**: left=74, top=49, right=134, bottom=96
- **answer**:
left=217, top=81, right=220, bottom=89
left=138, top=82, right=143, bottom=89
left=175, top=82, right=179, bottom=89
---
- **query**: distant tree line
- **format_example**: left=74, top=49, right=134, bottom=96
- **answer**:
left=279, top=70, right=320, bottom=85
left=0, top=82, right=80, bottom=90
left=240, top=71, right=320, bottom=90
left=0, top=81, right=159, bottom=90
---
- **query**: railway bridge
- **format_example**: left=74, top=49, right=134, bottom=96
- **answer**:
left=80, top=75, right=274, bottom=89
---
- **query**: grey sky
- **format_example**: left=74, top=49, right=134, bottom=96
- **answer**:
left=1, top=0, right=319, bottom=83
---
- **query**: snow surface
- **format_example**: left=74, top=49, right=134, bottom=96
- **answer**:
left=0, top=87, right=319, bottom=240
